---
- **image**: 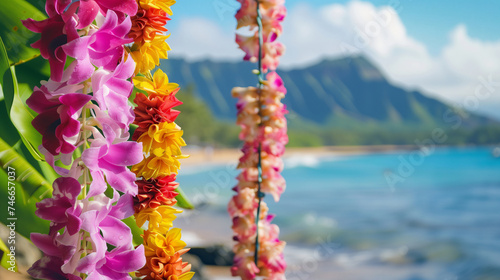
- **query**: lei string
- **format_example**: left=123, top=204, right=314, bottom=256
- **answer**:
left=229, top=0, right=288, bottom=279
left=127, top=0, right=194, bottom=279
left=22, top=1, right=147, bottom=278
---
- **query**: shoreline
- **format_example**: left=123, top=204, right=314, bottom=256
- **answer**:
left=182, top=144, right=430, bottom=167
left=182, top=144, right=496, bottom=167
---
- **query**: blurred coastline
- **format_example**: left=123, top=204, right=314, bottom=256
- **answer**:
left=182, top=145, right=429, bottom=167
left=177, top=145, right=500, bottom=280
left=4, top=145, right=500, bottom=280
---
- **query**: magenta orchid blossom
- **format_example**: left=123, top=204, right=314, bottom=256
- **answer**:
left=62, top=10, right=134, bottom=84
left=22, top=0, right=146, bottom=279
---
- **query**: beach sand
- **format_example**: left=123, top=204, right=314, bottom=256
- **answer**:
left=182, top=145, right=415, bottom=167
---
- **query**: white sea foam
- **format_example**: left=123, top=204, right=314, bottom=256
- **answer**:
left=284, top=154, right=321, bottom=169
left=284, top=245, right=322, bottom=265
left=334, top=246, right=410, bottom=267
left=302, top=212, right=337, bottom=228
left=178, top=164, right=221, bottom=175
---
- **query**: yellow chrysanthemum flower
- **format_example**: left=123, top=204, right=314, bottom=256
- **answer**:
left=131, top=120, right=187, bottom=179
left=139, top=0, right=176, bottom=15
left=130, top=35, right=171, bottom=74
left=133, top=69, right=179, bottom=96
left=143, top=228, right=186, bottom=258
left=136, top=205, right=182, bottom=232
left=137, top=122, right=186, bottom=155
left=132, top=149, right=188, bottom=180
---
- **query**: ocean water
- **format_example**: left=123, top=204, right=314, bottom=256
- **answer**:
left=177, top=147, right=500, bottom=280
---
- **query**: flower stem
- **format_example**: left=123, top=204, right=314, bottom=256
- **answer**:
left=81, top=82, right=90, bottom=199
left=80, top=83, right=90, bottom=280
left=254, top=0, right=265, bottom=266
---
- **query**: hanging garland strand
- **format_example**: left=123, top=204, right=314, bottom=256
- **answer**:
left=127, top=0, right=194, bottom=279
left=229, top=0, right=288, bottom=279
left=254, top=0, right=264, bottom=265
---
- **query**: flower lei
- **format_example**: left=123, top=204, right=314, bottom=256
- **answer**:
left=127, top=0, right=194, bottom=279
left=229, top=0, right=288, bottom=279
left=22, top=0, right=146, bottom=278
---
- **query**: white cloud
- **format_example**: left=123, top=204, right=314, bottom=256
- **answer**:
left=170, top=1, right=500, bottom=119
left=284, top=1, right=500, bottom=119
left=168, top=17, right=241, bottom=61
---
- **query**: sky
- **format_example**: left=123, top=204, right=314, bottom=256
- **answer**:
left=167, top=0, right=500, bottom=119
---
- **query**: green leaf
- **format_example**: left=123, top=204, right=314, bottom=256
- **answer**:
left=0, top=168, right=50, bottom=241
left=38, top=161, right=60, bottom=185
left=4, top=69, right=43, bottom=161
left=24, top=0, right=45, bottom=14
left=176, top=186, right=194, bottom=209
left=0, top=38, right=43, bottom=161
left=0, top=138, right=52, bottom=204
left=15, top=54, right=50, bottom=90
left=15, top=83, right=44, bottom=160
left=3, top=70, right=43, bottom=161
left=0, top=100, right=58, bottom=183
left=0, top=138, right=52, bottom=240
left=122, top=217, right=144, bottom=246
left=0, top=37, right=9, bottom=104
left=0, top=0, right=46, bottom=66
left=0, top=101, right=20, bottom=147
left=0, top=238, right=16, bottom=271
left=0, top=37, right=9, bottom=89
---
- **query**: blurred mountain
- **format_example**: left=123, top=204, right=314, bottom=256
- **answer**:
left=160, top=56, right=495, bottom=130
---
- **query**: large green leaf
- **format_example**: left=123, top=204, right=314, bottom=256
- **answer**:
left=0, top=38, right=43, bottom=161
left=0, top=100, right=19, bottom=147
left=0, top=37, right=9, bottom=89
left=37, top=160, right=60, bottom=186
left=0, top=138, right=52, bottom=240
left=24, top=0, right=46, bottom=14
left=0, top=37, right=9, bottom=103
left=0, top=238, right=16, bottom=271
left=0, top=138, right=52, bottom=204
left=2, top=68, right=43, bottom=161
left=0, top=0, right=46, bottom=66
left=15, top=54, right=51, bottom=90
left=0, top=100, right=59, bottom=186
left=0, top=168, right=50, bottom=241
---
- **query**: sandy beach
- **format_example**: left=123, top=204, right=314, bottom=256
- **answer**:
left=182, top=145, right=417, bottom=167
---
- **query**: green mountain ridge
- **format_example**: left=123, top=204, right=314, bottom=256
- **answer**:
left=165, top=55, right=500, bottom=146
left=161, top=55, right=495, bottom=129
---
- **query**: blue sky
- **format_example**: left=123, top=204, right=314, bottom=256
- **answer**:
left=168, top=0, right=500, bottom=119
left=171, top=0, right=500, bottom=55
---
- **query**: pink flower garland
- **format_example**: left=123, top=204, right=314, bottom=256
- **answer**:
left=229, top=0, right=288, bottom=279
left=23, top=1, right=146, bottom=279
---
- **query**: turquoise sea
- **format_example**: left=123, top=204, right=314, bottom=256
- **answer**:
left=177, top=147, right=500, bottom=280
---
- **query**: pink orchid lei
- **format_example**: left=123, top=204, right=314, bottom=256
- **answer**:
left=229, top=0, right=288, bottom=279
left=22, top=0, right=147, bottom=279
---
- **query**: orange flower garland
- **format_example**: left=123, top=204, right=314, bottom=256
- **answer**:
left=127, top=1, right=194, bottom=279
